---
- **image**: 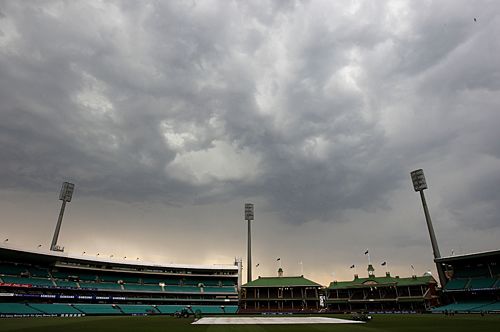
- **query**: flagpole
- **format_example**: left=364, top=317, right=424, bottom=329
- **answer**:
left=364, top=249, right=371, bottom=265
left=381, top=261, right=389, bottom=274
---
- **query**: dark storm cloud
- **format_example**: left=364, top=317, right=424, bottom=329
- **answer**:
left=1, top=0, right=499, bottom=228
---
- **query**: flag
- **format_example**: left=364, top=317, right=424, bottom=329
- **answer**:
left=350, top=264, right=355, bottom=269
left=364, top=250, right=369, bottom=255
left=277, top=258, right=281, bottom=261
left=255, top=263, right=260, bottom=267
left=381, top=262, right=387, bottom=266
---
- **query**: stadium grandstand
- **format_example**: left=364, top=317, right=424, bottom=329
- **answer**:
left=431, top=249, right=500, bottom=314
left=325, top=264, right=439, bottom=313
left=0, top=244, right=240, bottom=317
left=239, top=268, right=322, bottom=313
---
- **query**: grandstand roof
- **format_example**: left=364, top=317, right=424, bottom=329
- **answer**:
left=327, top=275, right=436, bottom=289
left=0, top=244, right=237, bottom=272
left=242, top=276, right=321, bottom=288
left=435, top=249, right=500, bottom=263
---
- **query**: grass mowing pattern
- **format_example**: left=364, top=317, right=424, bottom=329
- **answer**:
left=0, top=315, right=499, bottom=332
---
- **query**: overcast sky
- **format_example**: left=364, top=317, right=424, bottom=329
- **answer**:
left=1, top=0, right=499, bottom=285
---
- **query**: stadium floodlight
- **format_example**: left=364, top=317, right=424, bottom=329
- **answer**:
left=410, top=169, right=428, bottom=192
left=245, top=203, right=254, bottom=220
left=50, top=182, right=75, bottom=251
left=59, top=182, right=75, bottom=202
left=245, top=203, right=254, bottom=283
left=410, top=169, right=446, bottom=287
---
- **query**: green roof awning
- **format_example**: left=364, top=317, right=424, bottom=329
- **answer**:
left=243, top=276, right=321, bottom=288
left=328, top=275, right=436, bottom=289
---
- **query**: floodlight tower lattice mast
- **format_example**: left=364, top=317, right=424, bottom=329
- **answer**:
left=245, top=203, right=254, bottom=283
left=50, top=182, right=75, bottom=252
left=410, top=169, right=446, bottom=287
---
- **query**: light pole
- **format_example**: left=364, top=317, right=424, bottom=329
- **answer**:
left=245, top=203, right=254, bottom=283
left=410, top=169, right=446, bottom=287
left=50, top=182, right=75, bottom=251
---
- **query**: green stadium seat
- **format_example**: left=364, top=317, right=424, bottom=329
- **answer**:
left=191, top=305, right=238, bottom=314
left=73, top=304, right=122, bottom=315
left=140, top=277, right=163, bottom=284
left=1, top=276, right=54, bottom=287
left=0, top=264, right=28, bottom=276
left=155, top=305, right=186, bottom=314
left=182, top=279, right=202, bottom=286
left=165, top=285, right=200, bottom=293
left=54, top=280, right=79, bottom=288
left=76, top=282, right=97, bottom=289
left=50, top=271, right=70, bottom=279
left=431, top=301, right=491, bottom=313
left=479, top=301, right=500, bottom=312
left=100, top=275, right=139, bottom=283
left=468, top=278, right=496, bottom=289
left=51, top=271, right=97, bottom=281
left=97, top=283, right=123, bottom=290
left=123, top=284, right=162, bottom=292
left=27, top=267, right=50, bottom=278
left=203, top=286, right=236, bottom=293
left=200, top=279, right=220, bottom=286
left=141, top=277, right=180, bottom=285
left=443, top=279, right=469, bottom=291
left=77, top=273, right=98, bottom=282
left=221, top=280, right=236, bottom=287
left=119, top=305, right=159, bottom=314
left=29, top=303, right=82, bottom=315
left=454, top=266, right=490, bottom=278
left=79, top=282, right=122, bottom=290
left=224, top=305, right=238, bottom=314
left=0, top=303, right=44, bottom=315
left=191, top=305, right=224, bottom=314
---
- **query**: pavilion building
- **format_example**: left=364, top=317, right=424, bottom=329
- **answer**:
left=239, top=268, right=322, bottom=313
left=326, top=264, right=439, bottom=313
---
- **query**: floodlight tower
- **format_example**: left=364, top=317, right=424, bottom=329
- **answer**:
left=244, top=203, right=254, bottom=283
left=50, top=182, right=75, bottom=252
left=410, top=169, right=446, bottom=287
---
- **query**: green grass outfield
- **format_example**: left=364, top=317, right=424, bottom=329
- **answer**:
left=1, top=314, right=499, bottom=332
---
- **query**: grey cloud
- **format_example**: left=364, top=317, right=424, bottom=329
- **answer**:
left=1, top=0, right=499, bottom=232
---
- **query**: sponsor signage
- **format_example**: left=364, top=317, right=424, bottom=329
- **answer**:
left=0, top=283, right=32, bottom=288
